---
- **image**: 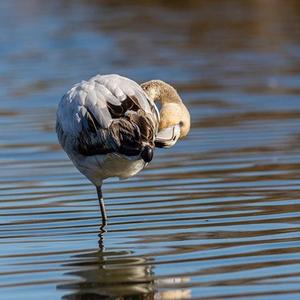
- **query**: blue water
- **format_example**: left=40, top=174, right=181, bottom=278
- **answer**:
left=1, top=1, right=300, bottom=299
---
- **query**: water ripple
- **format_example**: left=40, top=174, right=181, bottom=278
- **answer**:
left=1, top=1, right=300, bottom=299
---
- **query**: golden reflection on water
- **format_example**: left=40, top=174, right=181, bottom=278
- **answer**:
left=58, top=235, right=191, bottom=299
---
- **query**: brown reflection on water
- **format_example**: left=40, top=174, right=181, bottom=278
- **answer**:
left=58, top=237, right=191, bottom=299
left=59, top=251, right=155, bottom=298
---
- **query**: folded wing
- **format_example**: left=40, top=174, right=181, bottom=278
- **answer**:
left=56, top=74, right=159, bottom=158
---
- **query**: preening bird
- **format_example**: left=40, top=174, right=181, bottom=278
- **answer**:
left=56, top=74, right=190, bottom=227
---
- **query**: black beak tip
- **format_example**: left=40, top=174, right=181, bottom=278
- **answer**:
left=141, top=146, right=153, bottom=163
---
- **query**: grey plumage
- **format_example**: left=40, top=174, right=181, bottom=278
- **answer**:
left=57, top=74, right=159, bottom=161
left=56, top=74, right=190, bottom=227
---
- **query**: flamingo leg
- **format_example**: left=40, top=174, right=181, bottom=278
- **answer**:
left=97, top=186, right=107, bottom=227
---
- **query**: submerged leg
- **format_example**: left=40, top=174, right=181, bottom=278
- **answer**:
left=96, top=186, right=107, bottom=227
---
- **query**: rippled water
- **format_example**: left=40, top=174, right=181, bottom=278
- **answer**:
left=1, top=1, right=300, bottom=299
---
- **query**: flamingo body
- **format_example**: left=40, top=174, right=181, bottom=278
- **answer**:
left=56, top=74, right=190, bottom=226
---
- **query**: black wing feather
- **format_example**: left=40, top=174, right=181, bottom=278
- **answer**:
left=76, top=97, right=155, bottom=158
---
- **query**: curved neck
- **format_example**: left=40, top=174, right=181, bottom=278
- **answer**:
left=141, top=79, right=191, bottom=139
left=141, top=80, right=182, bottom=105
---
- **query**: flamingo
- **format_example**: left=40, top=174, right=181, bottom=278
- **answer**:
left=56, top=74, right=190, bottom=227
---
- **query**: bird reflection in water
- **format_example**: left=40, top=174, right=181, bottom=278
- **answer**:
left=58, top=232, right=191, bottom=299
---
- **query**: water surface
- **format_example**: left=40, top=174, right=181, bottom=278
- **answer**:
left=1, top=1, right=300, bottom=299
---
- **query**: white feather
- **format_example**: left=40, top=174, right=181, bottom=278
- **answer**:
left=57, top=74, right=158, bottom=184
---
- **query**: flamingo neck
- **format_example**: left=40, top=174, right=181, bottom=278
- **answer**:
left=141, top=80, right=182, bottom=105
